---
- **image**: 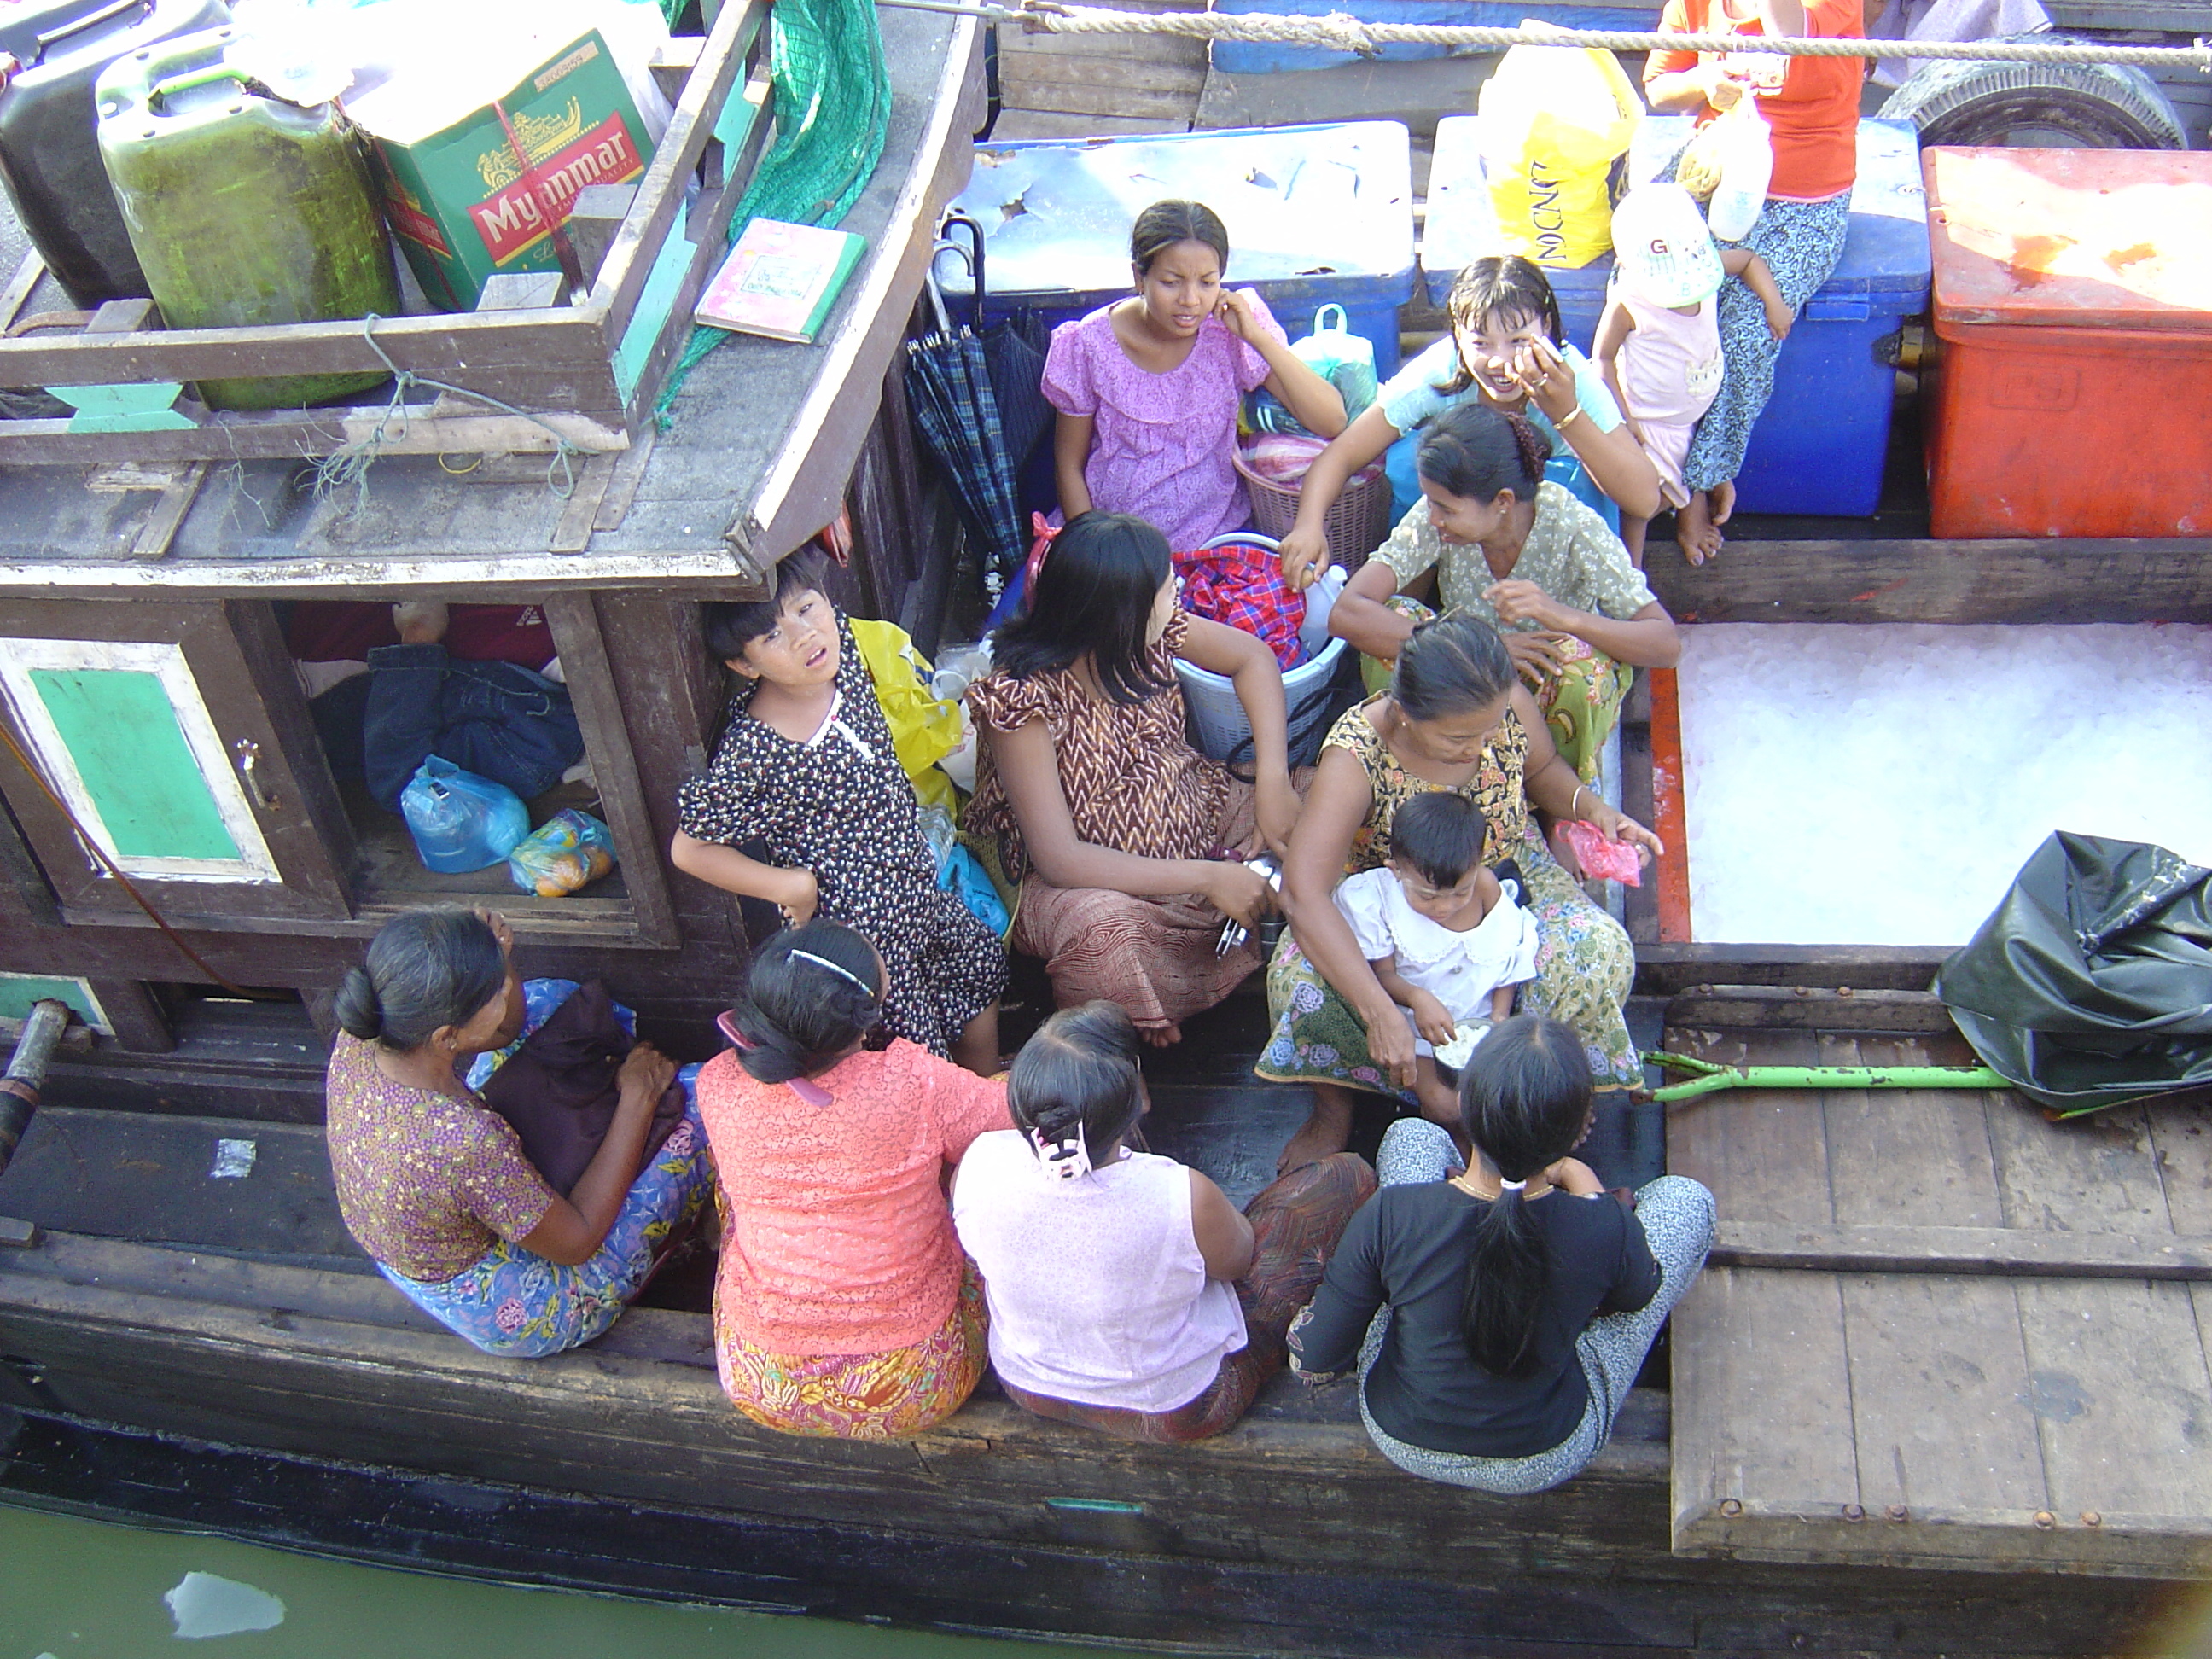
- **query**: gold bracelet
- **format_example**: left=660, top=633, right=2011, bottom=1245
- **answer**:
left=1569, top=784, right=1586, bottom=819
left=1555, top=405, right=1587, bottom=433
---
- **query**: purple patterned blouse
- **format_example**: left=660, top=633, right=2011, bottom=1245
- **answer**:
left=325, top=1033, right=556, bottom=1283
left=1042, top=292, right=1284, bottom=552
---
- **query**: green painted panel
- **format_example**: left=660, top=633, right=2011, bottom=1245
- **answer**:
left=0, top=975, right=101, bottom=1029
left=28, top=667, right=242, bottom=863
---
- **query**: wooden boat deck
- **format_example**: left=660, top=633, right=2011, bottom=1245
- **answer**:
left=0, top=987, right=2195, bottom=1651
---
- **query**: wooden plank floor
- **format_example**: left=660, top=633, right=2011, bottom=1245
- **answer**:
left=1666, top=994, right=2212, bottom=1579
left=992, top=0, right=1208, bottom=137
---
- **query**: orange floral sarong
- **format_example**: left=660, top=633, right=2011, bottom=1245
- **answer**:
left=715, top=1267, right=987, bottom=1439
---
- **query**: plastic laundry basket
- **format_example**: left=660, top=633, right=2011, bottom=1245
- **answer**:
left=1234, top=446, right=1394, bottom=574
left=1176, top=536, right=1349, bottom=768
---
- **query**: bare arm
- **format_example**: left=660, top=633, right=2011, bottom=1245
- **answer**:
left=1489, top=982, right=1519, bottom=1022
left=1220, top=291, right=1348, bottom=438
left=1190, top=1168, right=1257, bottom=1280
left=517, top=1044, right=671, bottom=1266
left=1592, top=299, right=1638, bottom=428
left=670, top=832, right=818, bottom=924
left=1278, top=402, right=1404, bottom=591
left=1513, top=340, right=1663, bottom=521
left=1280, top=747, right=1421, bottom=1090
left=1515, top=684, right=1667, bottom=864
left=1484, top=585, right=1683, bottom=670
left=1179, top=614, right=1301, bottom=855
left=985, top=718, right=1270, bottom=922
left=1373, top=957, right=1457, bottom=1045
left=1724, top=248, right=1795, bottom=339
left=1053, top=410, right=1096, bottom=518
left=1325, top=557, right=1419, bottom=661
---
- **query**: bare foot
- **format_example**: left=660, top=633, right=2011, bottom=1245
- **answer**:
left=393, top=599, right=449, bottom=644
left=1709, top=478, right=1737, bottom=527
left=1277, top=1085, right=1353, bottom=1175
left=1674, top=492, right=1726, bottom=566
left=1138, top=1022, right=1183, bottom=1048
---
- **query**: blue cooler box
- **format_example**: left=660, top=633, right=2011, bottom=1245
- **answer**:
left=1420, top=116, right=1930, bottom=516
left=1209, top=0, right=1651, bottom=74
left=941, top=123, right=1417, bottom=377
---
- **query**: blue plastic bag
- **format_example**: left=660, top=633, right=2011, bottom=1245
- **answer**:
left=400, top=754, right=530, bottom=873
left=939, top=842, right=1011, bottom=938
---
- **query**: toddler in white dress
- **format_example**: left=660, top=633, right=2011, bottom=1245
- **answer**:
left=1334, top=792, right=1540, bottom=1132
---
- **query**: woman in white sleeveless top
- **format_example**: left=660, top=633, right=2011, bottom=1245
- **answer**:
left=953, top=1001, right=1373, bottom=1442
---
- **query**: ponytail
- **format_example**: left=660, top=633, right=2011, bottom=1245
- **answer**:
left=1006, top=1001, right=1146, bottom=1180
left=725, top=920, right=885, bottom=1084
left=1456, top=1016, right=1594, bottom=1376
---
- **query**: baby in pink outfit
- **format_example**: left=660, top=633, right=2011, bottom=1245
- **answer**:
left=1594, top=184, right=1791, bottom=566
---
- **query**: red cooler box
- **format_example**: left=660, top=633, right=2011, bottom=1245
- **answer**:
left=1924, top=146, right=2212, bottom=539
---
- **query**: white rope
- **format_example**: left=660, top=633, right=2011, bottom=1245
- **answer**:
left=882, top=0, right=2212, bottom=69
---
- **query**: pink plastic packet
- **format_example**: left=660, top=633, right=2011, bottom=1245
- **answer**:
left=1559, top=818, right=1643, bottom=886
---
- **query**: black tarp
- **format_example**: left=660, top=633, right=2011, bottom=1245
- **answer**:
left=1935, top=832, right=2212, bottom=1115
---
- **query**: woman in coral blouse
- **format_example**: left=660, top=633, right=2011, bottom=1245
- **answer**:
left=1644, top=0, right=1864, bottom=563
left=696, top=920, right=1011, bottom=1439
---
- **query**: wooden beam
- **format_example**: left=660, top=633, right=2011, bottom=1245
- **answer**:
left=1714, top=1220, right=2212, bottom=1281
left=1665, top=984, right=1957, bottom=1033
left=1646, top=538, right=2212, bottom=626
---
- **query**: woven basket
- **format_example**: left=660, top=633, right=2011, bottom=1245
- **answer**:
left=1234, top=448, right=1394, bottom=573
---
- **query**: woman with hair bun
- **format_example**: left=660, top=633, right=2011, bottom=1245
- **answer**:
left=695, top=920, right=1010, bottom=1439
left=952, top=1001, right=1373, bottom=1442
left=1288, top=1016, right=1714, bottom=1491
left=1328, top=401, right=1681, bottom=784
left=323, top=907, right=712, bottom=1357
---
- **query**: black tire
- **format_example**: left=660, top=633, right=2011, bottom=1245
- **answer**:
left=1877, top=36, right=2187, bottom=150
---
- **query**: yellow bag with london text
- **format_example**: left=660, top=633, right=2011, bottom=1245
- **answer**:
left=1476, top=35, right=1644, bottom=269
left=849, top=616, right=963, bottom=815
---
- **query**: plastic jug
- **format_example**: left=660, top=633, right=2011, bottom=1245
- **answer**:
left=399, top=756, right=531, bottom=874
left=95, top=25, right=397, bottom=410
left=0, top=0, right=234, bottom=305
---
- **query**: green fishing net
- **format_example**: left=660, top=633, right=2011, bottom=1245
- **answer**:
left=654, top=0, right=893, bottom=423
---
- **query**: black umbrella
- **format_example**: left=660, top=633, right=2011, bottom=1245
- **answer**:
left=939, top=212, right=1052, bottom=478
left=905, top=259, right=1027, bottom=597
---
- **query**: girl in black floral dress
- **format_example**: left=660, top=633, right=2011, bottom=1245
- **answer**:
left=671, top=553, right=1004, bottom=1072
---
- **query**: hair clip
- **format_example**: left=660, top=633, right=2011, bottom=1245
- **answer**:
left=790, top=949, right=876, bottom=999
left=1029, top=1124, right=1092, bottom=1183
left=716, top=1010, right=755, bottom=1050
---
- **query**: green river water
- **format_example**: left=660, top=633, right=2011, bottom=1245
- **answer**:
left=0, top=1505, right=1104, bottom=1656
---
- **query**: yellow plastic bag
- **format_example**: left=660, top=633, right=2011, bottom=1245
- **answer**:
left=849, top=617, right=963, bottom=814
left=1477, top=36, right=1643, bottom=269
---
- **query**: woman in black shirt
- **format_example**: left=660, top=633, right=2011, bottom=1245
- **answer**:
left=1287, top=1016, right=1714, bottom=1492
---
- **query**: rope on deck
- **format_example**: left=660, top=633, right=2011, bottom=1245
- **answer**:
left=881, top=0, right=2212, bottom=70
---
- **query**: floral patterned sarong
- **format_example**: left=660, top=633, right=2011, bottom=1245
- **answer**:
left=377, top=1102, right=714, bottom=1358
left=716, top=1266, right=988, bottom=1440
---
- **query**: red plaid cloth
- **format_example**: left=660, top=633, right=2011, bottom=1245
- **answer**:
left=1173, top=539, right=1306, bottom=670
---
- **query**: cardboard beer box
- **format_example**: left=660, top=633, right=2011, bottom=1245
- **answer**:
left=353, top=31, right=655, bottom=312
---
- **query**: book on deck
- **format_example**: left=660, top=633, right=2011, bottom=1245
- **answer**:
left=695, top=218, right=867, bottom=343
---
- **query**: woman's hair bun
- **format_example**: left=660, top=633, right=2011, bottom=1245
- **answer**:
left=332, top=965, right=384, bottom=1042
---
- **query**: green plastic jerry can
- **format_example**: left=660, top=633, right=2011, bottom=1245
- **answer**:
left=94, top=26, right=399, bottom=412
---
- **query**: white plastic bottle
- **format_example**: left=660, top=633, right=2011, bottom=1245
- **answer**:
left=1706, top=104, right=1774, bottom=242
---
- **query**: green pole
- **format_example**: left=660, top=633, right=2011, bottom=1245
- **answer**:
left=1641, top=1051, right=2011, bottom=1103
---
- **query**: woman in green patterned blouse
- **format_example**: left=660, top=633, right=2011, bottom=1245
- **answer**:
left=1329, top=403, right=1681, bottom=783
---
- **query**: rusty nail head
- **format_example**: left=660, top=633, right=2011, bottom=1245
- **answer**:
left=2034, top=1511, right=2057, bottom=1529
left=1793, top=986, right=1811, bottom=997
left=1842, top=1504, right=1866, bottom=1521
left=1720, top=1499, right=1743, bottom=1518
left=1837, top=985, right=1853, bottom=997
left=1885, top=1505, right=1908, bottom=1522
left=2081, top=1511, right=2102, bottom=1528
